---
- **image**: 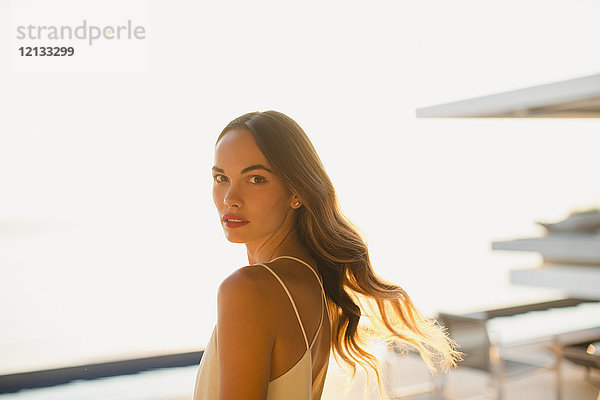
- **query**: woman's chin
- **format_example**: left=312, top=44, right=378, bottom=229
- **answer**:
left=224, top=233, right=246, bottom=244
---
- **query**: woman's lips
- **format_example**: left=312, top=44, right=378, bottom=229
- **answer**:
left=224, top=220, right=249, bottom=228
left=223, top=214, right=249, bottom=229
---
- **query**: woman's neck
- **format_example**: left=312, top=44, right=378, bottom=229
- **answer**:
left=245, top=229, right=310, bottom=265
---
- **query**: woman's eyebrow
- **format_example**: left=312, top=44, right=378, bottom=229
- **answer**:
left=241, top=164, right=272, bottom=174
left=211, top=164, right=272, bottom=174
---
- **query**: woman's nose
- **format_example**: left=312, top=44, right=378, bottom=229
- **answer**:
left=223, top=185, right=243, bottom=208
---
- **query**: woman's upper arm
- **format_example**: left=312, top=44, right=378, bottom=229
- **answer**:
left=217, top=267, right=275, bottom=400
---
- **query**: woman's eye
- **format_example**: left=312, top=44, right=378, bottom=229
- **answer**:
left=249, top=176, right=266, bottom=184
left=213, top=174, right=228, bottom=183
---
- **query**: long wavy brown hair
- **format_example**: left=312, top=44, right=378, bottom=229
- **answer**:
left=217, top=110, right=461, bottom=396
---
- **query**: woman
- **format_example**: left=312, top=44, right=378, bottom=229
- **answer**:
left=194, top=111, right=460, bottom=400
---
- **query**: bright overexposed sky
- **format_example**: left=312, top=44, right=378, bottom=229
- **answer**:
left=1, top=0, right=599, bottom=374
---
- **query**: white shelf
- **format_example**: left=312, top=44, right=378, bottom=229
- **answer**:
left=416, top=73, right=600, bottom=118
left=492, top=234, right=600, bottom=265
left=510, top=265, right=600, bottom=300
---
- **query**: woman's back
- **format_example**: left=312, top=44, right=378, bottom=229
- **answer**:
left=194, top=256, right=331, bottom=399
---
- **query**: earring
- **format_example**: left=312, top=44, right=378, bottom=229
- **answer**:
left=294, top=201, right=301, bottom=207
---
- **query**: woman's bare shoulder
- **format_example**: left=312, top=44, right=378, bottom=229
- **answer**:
left=218, top=264, right=271, bottom=291
left=217, top=265, right=277, bottom=313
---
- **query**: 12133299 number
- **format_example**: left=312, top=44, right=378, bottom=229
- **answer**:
left=19, top=47, right=75, bottom=56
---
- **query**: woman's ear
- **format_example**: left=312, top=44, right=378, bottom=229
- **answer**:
left=291, top=195, right=302, bottom=209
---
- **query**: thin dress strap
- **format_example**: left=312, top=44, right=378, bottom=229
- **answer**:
left=271, top=256, right=329, bottom=349
left=256, top=255, right=329, bottom=351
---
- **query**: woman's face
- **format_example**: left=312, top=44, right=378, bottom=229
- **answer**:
left=212, top=129, right=298, bottom=245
